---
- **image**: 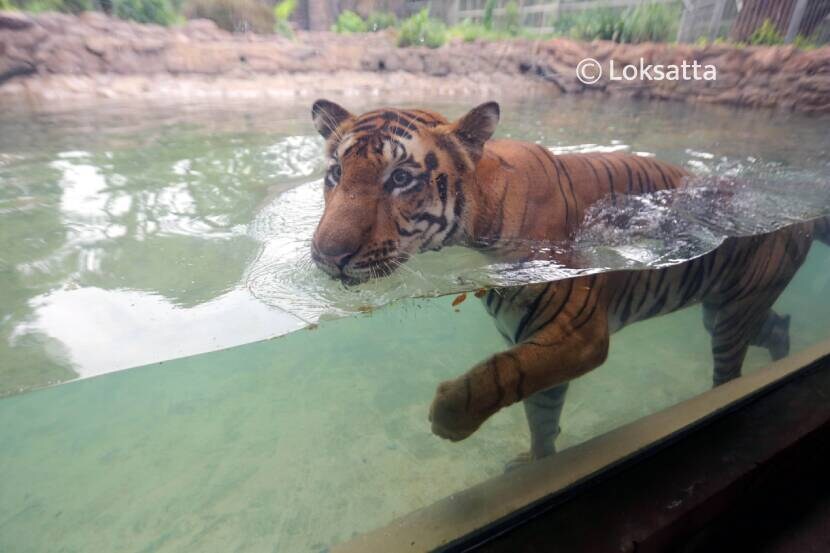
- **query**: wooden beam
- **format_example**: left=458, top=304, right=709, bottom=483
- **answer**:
left=785, top=0, right=810, bottom=42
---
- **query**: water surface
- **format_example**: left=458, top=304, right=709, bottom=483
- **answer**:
left=1, top=96, right=829, bottom=552
left=2, top=96, right=829, bottom=392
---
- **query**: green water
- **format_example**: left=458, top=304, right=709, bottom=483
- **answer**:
left=1, top=96, right=829, bottom=552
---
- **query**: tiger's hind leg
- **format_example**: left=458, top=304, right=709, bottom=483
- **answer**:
left=703, top=298, right=789, bottom=387
left=505, top=383, right=569, bottom=472
left=703, top=306, right=791, bottom=364
left=752, top=310, right=790, bottom=361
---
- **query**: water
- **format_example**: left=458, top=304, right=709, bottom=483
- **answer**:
left=249, top=174, right=830, bottom=322
left=1, top=96, right=829, bottom=552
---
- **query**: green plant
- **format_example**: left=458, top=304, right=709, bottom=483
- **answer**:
left=397, top=7, right=446, bottom=48
left=448, top=18, right=520, bottom=42
left=448, top=19, right=491, bottom=41
left=0, top=0, right=14, bottom=10
left=748, top=19, right=783, bottom=45
left=482, top=0, right=496, bottom=30
left=113, top=0, right=175, bottom=25
left=366, top=10, right=396, bottom=31
left=554, top=3, right=680, bottom=44
left=183, top=0, right=274, bottom=33
left=332, top=9, right=366, bottom=33
left=273, top=0, right=295, bottom=36
left=13, top=0, right=92, bottom=13
left=503, top=0, right=520, bottom=35
left=793, top=33, right=819, bottom=50
left=618, top=2, right=679, bottom=43
left=565, top=7, right=625, bottom=42
left=273, top=0, right=293, bottom=20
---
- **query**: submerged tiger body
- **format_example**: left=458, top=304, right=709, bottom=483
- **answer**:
left=309, top=100, right=829, bottom=463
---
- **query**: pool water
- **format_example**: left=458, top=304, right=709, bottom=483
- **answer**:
left=0, top=96, right=829, bottom=552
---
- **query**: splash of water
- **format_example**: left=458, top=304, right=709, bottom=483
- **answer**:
left=246, top=159, right=830, bottom=324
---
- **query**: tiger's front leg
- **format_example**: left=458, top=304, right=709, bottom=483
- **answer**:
left=429, top=277, right=611, bottom=441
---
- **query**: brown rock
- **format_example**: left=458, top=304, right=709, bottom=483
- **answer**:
left=78, top=10, right=112, bottom=31
left=85, top=35, right=126, bottom=58
left=746, top=45, right=797, bottom=73
left=0, top=12, right=829, bottom=113
left=0, top=11, right=33, bottom=31
left=797, top=74, right=830, bottom=94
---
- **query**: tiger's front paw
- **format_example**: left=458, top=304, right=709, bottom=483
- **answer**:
left=428, top=378, right=484, bottom=442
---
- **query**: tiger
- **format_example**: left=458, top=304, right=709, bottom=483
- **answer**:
left=308, top=99, right=830, bottom=466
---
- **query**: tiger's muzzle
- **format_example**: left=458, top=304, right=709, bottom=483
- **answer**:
left=310, top=242, right=359, bottom=281
left=311, top=242, right=408, bottom=285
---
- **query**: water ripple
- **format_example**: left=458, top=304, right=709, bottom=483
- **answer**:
left=246, top=156, right=830, bottom=324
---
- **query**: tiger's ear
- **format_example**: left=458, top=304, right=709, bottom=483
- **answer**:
left=453, top=102, right=500, bottom=158
left=311, top=99, right=353, bottom=139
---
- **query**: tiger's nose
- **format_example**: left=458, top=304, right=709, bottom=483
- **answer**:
left=311, top=242, right=358, bottom=274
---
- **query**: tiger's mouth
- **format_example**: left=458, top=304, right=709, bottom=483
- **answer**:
left=312, top=252, right=409, bottom=286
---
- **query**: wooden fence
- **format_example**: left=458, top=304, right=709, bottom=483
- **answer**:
left=444, top=0, right=681, bottom=35
left=436, top=0, right=829, bottom=43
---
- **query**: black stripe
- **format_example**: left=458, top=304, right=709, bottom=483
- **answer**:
left=436, top=173, right=448, bottom=202
left=514, top=283, right=551, bottom=343
left=679, top=258, right=706, bottom=306
left=621, top=158, right=635, bottom=194
left=530, top=280, right=574, bottom=335
left=434, top=134, right=469, bottom=173
left=554, top=156, right=579, bottom=231
left=388, top=126, right=414, bottom=140
left=395, top=220, right=420, bottom=237
left=443, top=179, right=466, bottom=246
left=525, top=144, right=570, bottom=230
left=595, top=157, right=618, bottom=206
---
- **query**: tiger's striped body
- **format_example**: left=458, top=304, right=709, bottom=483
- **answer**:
left=486, top=228, right=812, bottom=346
left=308, top=100, right=829, bottom=462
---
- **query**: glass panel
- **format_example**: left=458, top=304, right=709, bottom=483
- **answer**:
left=1, top=96, right=828, bottom=552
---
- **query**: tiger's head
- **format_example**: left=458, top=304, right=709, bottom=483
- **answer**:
left=310, top=100, right=500, bottom=284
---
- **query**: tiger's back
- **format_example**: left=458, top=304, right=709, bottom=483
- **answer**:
left=467, top=142, right=689, bottom=251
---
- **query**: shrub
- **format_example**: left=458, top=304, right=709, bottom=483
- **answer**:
left=332, top=9, right=366, bottom=33
left=618, top=2, right=679, bottom=43
left=565, top=7, right=624, bottom=42
left=273, top=0, right=295, bottom=36
left=555, top=3, right=680, bottom=44
left=793, top=33, right=819, bottom=50
left=113, top=0, right=175, bottom=25
left=183, top=0, right=274, bottom=33
left=448, top=19, right=492, bottom=42
left=12, top=0, right=92, bottom=13
left=272, top=0, right=292, bottom=20
left=482, top=0, right=496, bottom=30
left=397, top=7, right=445, bottom=48
left=503, top=0, right=520, bottom=36
left=448, top=18, right=523, bottom=42
left=366, top=10, right=396, bottom=32
left=749, top=19, right=783, bottom=45
left=0, top=0, right=13, bottom=9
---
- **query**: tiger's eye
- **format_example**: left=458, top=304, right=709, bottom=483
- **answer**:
left=331, top=165, right=342, bottom=181
left=391, top=169, right=411, bottom=187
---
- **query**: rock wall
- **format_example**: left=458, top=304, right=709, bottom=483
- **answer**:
left=2, top=11, right=829, bottom=112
